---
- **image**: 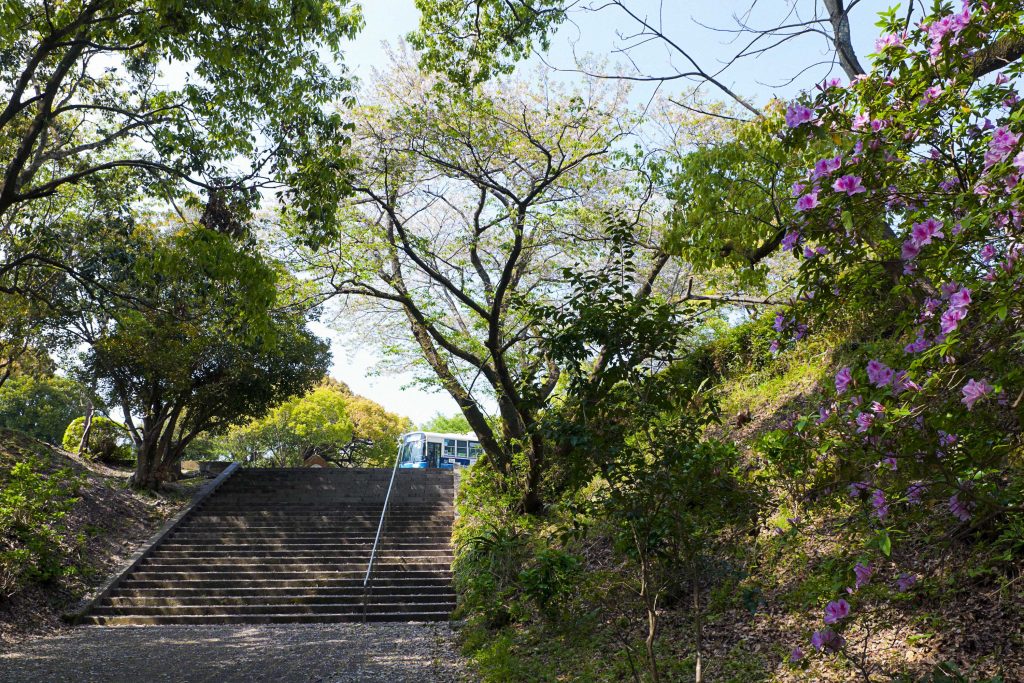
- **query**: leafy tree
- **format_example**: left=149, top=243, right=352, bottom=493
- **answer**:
left=306, top=60, right=678, bottom=512
left=586, top=419, right=756, bottom=683
left=63, top=222, right=329, bottom=488
left=342, top=394, right=413, bottom=467
left=226, top=384, right=354, bottom=467
left=419, top=412, right=472, bottom=434
left=0, top=374, right=95, bottom=445
left=221, top=379, right=411, bottom=468
left=411, top=0, right=1020, bottom=113
left=0, top=0, right=361, bottom=235
left=410, top=0, right=566, bottom=87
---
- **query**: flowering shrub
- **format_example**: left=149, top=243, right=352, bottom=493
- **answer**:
left=769, top=0, right=1024, bottom=663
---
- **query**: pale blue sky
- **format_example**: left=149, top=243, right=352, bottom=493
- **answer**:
left=318, top=0, right=896, bottom=424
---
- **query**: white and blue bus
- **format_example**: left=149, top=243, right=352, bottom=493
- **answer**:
left=397, top=431, right=482, bottom=469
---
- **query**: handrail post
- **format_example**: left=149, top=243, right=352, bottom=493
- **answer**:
left=363, top=444, right=403, bottom=617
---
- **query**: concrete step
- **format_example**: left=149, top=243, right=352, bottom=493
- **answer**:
left=139, top=561, right=454, bottom=572
left=91, top=600, right=456, bottom=616
left=118, top=577, right=452, bottom=589
left=147, top=549, right=454, bottom=560
left=80, top=612, right=452, bottom=625
left=103, top=592, right=454, bottom=607
left=109, top=584, right=454, bottom=598
left=157, top=543, right=452, bottom=553
left=126, top=569, right=452, bottom=581
left=175, top=523, right=454, bottom=532
left=88, top=467, right=456, bottom=626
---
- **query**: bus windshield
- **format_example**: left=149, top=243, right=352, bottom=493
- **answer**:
left=401, top=437, right=425, bottom=464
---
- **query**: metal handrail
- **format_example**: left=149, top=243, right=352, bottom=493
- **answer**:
left=363, top=446, right=403, bottom=591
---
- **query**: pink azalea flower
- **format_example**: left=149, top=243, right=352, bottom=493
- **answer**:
left=824, top=599, right=851, bottom=624
left=871, top=489, right=889, bottom=519
left=790, top=646, right=804, bottom=662
left=814, top=155, right=843, bottom=177
left=795, top=192, right=819, bottom=211
left=896, top=573, right=917, bottom=592
left=1013, top=149, right=1024, bottom=172
left=921, top=85, right=943, bottom=104
left=904, top=336, right=930, bottom=354
left=811, top=629, right=845, bottom=653
left=910, top=218, right=944, bottom=246
left=856, top=412, right=875, bottom=432
left=835, top=367, right=853, bottom=394
left=980, top=244, right=997, bottom=261
left=781, top=230, right=801, bottom=250
left=961, top=378, right=993, bottom=410
left=833, top=175, right=866, bottom=195
left=866, top=360, right=894, bottom=387
left=949, top=493, right=975, bottom=521
left=901, top=240, right=921, bottom=260
left=785, top=103, right=814, bottom=128
left=940, top=307, right=965, bottom=334
left=874, top=33, right=905, bottom=51
left=853, top=562, right=873, bottom=589
left=907, top=481, right=927, bottom=504
left=948, top=287, right=971, bottom=309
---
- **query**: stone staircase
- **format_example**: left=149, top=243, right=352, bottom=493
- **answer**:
left=81, top=467, right=456, bottom=624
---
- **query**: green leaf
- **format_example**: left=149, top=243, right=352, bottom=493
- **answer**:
left=878, top=529, right=892, bottom=557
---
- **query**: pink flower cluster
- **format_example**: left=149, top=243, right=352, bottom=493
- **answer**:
left=833, top=175, right=866, bottom=196
left=984, top=126, right=1020, bottom=170
left=902, top=218, right=944, bottom=260
left=961, top=378, right=992, bottom=410
left=939, top=286, right=970, bottom=334
left=923, top=9, right=971, bottom=58
left=786, top=103, right=814, bottom=128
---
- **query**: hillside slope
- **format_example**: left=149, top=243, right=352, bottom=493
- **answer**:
left=0, top=430, right=201, bottom=643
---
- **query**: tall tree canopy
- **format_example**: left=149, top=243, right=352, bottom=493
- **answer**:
left=300, top=62, right=689, bottom=511
left=63, top=222, right=329, bottom=488
left=0, top=0, right=361, bottom=231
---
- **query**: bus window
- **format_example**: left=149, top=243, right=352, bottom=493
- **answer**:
left=469, top=442, right=482, bottom=458
left=427, top=442, right=441, bottom=467
left=456, top=440, right=468, bottom=458
left=443, top=439, right=456, bottom=457
left=402, top=439, right=425, bottom=464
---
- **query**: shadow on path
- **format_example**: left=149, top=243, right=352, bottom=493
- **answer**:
left=0, top=623, right=469, bottom=682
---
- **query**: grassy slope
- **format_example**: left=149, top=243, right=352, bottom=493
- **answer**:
left=701, top=324, right=1023, bottom=681
left=0, top=430, right=201, bottom=643
left=460, top=320, right=1023, bottom=682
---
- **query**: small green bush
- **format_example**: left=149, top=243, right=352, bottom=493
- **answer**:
left=0, top=456, right=81, bottom=596
left=62, top=416, right=133, bottom=464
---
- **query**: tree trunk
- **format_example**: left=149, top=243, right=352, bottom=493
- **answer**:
left=77, top=402, right=94, bottom=454
left=130, top=425, right=164, bottom=489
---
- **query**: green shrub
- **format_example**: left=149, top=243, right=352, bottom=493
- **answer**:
left=62, top=416, right=133, bottom=464
left=0, top=457, right=81, bottom=596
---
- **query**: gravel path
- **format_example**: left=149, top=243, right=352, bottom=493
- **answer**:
left=0, top=623, right=473, bottom=682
